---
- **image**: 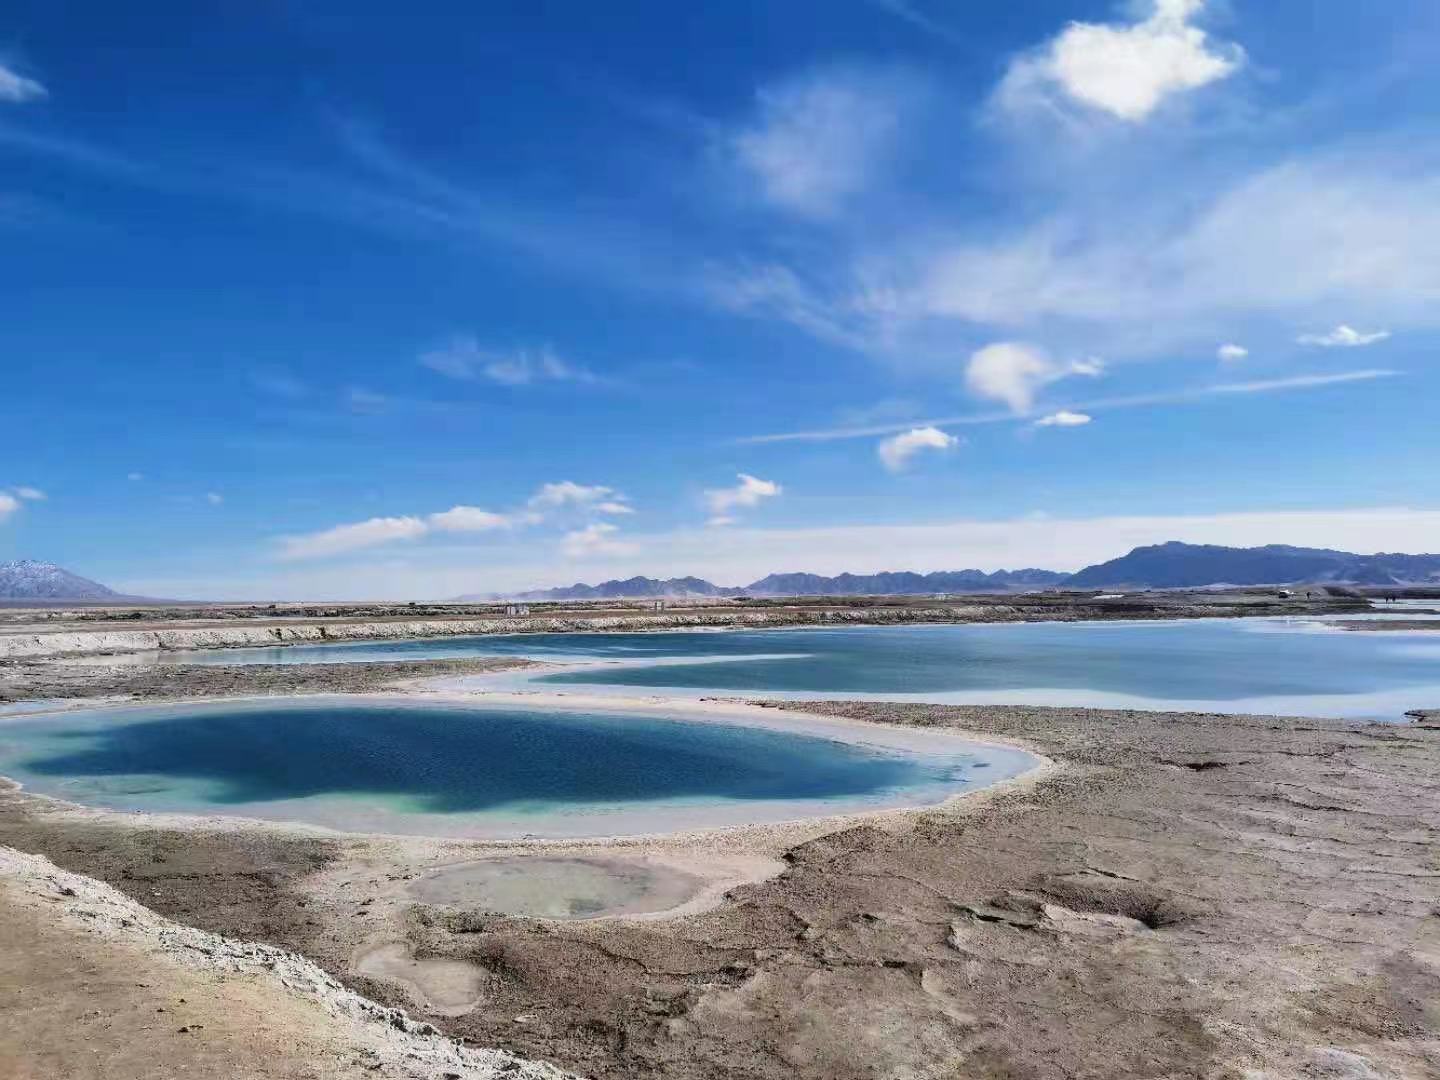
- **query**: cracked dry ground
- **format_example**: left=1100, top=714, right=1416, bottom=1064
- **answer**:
left=5, top=703, right=1439, bottom=1079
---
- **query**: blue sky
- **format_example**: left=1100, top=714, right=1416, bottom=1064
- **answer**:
left=3, top=1, right=1439, bottom=599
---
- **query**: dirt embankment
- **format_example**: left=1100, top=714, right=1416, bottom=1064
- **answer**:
left=0, top=592, right=1371, bottom=660
left=0, top=654, right=538, bottom=703
left=3, top=702, right=1436, bottom=1079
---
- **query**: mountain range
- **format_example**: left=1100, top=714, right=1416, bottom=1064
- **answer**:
left=473, top=542, right=1440, bottom=600
left=0, top=559, right=120, bottom=601
left=6, top=543, right=1440, bottom=603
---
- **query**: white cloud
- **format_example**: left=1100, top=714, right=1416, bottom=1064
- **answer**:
left=1035, top=410, right=1092, bottom=427
left=13, top=486, right=45, bottom=501
left=1297, top=325, right=1391, bottom=348
left=420, top=338, right=594, bottom=386
left=707, top=515, right=738, bottom=528
left=273, top=482, right=631, bottom=561
left=999, top=0, right=1242, bottom=122
left=427, top=506, right=511, bottom=533
left=561, top=522, right=637, bottom=558
left=704, top=474, right=782, bottom=518
left=0, top=64, right=46, bottom=104
left=127, top=472, right=144, bottom=482
left=731, top=68, right=909, bottom=218
left=877, top=426, right=958, bottom=471
left=278, top=515, right=429, bottom=560
left=205, top=492, right=224, bottom=505
left=1217, top=343, right=1248, bottom=362
left=963, top=342, right=1101, bottom=413
left=0, top=493, right=18, bottom=521
left=527, top=481, right=630, bottom=514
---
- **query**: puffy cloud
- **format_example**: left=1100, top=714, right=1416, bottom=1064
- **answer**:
left=1216, top=343, right=1248, bottom=362
left=427, top=506, right=511, bottom=533
left=704, top=474, right=782, bottom=518
left=0, top=493, right=18, bottom=521
left=1035, top=410, right=1092, bottom=427
left=1000, top=0, right=1241, bottom=122
left=0, top=64, right=46, bottom=104
left=877, top=426, right=958, bottom=471
left=1297, top=325, right=1391, bottom=348
left=561, top=522, right=636, bottom=558
left=730, top=67, right=912, bottom=218
left=278, top=515, right=429, bottom=560
left=274, top=481, right=629, bottom=560
left=527, top=481, right=630, bottom=514
left=963, top=342, right=1102, bottom=414
left=420, top=338, right=594, bottom=386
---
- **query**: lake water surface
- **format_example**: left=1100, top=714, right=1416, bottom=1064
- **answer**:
left=151, top=618, right=1440, bottom=721
left=0, top=696, right=1031, bottom=838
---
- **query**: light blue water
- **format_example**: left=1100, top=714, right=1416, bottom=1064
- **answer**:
left=149, top=619, right=1440, bottom=721
left=0, top=697, right=1032, bottom=838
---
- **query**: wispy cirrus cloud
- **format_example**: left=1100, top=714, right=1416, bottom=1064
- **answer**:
left=278, top=515, right=430, bottom=560
left=737, top=369, right=1399, bottom=445
left=420, top=337, right=596, bottom=386
left=729, top=66, right=916, bottom=219
left=0, top=63, right=46, bottom=104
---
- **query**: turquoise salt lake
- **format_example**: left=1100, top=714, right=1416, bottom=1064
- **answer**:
left=8, top=616, right=1437, bottom=838
left=0, top=696, right=1033, bottom=838
left=144, top=617, right=1440, bottom=721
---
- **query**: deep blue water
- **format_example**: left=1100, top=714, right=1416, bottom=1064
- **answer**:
left=1, top=700, right=926, bottom=809
left=150, top=619, right=1440, bottom=719
left=0, top=698, right=1019, bottom=836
